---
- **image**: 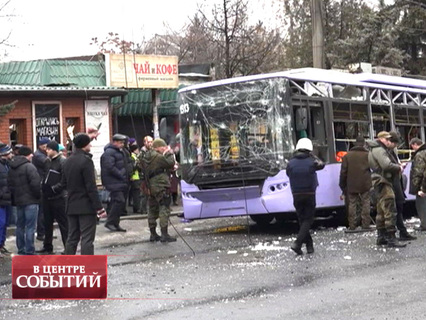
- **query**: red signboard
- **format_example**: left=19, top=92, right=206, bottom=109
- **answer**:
left=12, top=255, right=107, bottom=299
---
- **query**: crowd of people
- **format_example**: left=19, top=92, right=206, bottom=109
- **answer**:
left=0, top=130, right=180, bottom=256
left=2, top=128, right=424, bottom=257
left=288, top=130, right=422, bottom=255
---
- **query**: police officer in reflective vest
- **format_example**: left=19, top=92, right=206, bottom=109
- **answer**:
left=143, top=138, right=177, bottom=242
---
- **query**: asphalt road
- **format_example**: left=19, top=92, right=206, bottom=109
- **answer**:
left=1, top=213, right=425, bottom=320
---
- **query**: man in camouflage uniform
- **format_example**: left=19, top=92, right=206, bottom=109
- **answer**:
left=143, top=138, right=177, bottom=242
left=139, top=136, right=153, bottom=214
left=409, top=138, right=426, bottom=231
left=368, top=131, right=406, bottom=248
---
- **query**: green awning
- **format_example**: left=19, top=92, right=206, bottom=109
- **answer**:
left=113, top=88, right=181, bottom=116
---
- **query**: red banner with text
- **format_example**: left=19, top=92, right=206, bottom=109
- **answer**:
left=12, top=255, right=107, bottom=299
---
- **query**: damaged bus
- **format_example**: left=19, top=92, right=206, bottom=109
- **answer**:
left=177, top=68, right=425, bottom=225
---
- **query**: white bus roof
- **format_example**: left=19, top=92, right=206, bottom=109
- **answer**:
left=178, top=68, right=426, bottom=95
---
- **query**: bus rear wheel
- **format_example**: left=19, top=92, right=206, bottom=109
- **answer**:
left=250, top=215, right=274, bottom=226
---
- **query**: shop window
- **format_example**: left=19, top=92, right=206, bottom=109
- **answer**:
left=66, top=118, right=80, bottom=150
left=9, top=119, right=26, bottom=146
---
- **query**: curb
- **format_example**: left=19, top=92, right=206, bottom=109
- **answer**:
left=6, top=209, right=184, bottom=238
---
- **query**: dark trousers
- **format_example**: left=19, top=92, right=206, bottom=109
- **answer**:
left=106, top=191, right=125, bottom=227
left=293, top=193, right=316, bottom=247
left=0, top=205, right=11, bottom=247
left=395, top=200, right=407, bottom=234
left=393, top=179, right=407, bottom=234
left=36, top=202, right=44, bottom=237
left=65, top=214, right=97, bottom=255
left=42, top=197, right=68, bottom=251
left=130, top=180, right=141, bottom=213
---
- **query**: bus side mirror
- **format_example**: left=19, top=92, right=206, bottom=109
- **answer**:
left=295, top=108, right=308, bottom=131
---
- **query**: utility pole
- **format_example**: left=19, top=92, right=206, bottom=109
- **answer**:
left=152, top=89, right=160, bottom=139
left=311, top=0, right=325, bottom=69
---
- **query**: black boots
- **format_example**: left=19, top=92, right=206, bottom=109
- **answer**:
left=149, top=228, right=161, bottom=242
left=398, top=230, right=417, bottom=241
left=376, top=229, right=388, bottom=246
left=385, top=231, right=406, bottom=248
left=377, top=229, right=406, bottom=247
left=160, top=227, right=177, bottom=242
left=306, top=243, right=314, bottom=254
left=150, top=227, right=177, bottom=242
left=290, top=241, right=303, bottom=255
left=290, top=240, right=314, bottom=255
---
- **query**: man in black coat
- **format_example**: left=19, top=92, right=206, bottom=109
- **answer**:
left=32, top=137, right=50, bottom=241
left=62, top=134, right=106, bottom=255
left=387, top=131, right=416, bottom=241
left=8, top=146, right=41, bottom=255
left=286, top=138, right=325, bottom=255
left=101, top=133, right=129, bottom=232
left=36, top=140, right=68, bottom=254
left=0, top=143, right=13, bottom=255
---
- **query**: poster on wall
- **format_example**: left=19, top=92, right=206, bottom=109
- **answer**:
left=33, top=103, right=61, bottom=148
left=85, top=100, right=110, bottom=179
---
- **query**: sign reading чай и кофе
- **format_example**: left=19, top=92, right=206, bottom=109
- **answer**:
left=106, top=53, right=178, bottom=89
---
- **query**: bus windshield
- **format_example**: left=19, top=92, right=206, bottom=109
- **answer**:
left=178, top=77, right=294, bottom=188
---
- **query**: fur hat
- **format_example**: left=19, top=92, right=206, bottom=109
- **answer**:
left=377, top=131, right=391, bottom=139
left=73, top=133, right=91, bottom=149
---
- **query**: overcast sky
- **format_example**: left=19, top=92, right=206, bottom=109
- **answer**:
left=1, top=0, right=201, bottom=61
left=1, top=0, right=283, bottom=62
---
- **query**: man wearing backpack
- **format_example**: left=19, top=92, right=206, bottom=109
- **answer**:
left=286, top=138, right=325, bottom=255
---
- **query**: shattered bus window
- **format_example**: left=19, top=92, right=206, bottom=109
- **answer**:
left=179, top=78, right=293, bottom=189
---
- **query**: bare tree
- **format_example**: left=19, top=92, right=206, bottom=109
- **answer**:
left=91, top=0, right=282, bottom=78
left=90, top=32, right=136, bottom=54
left=0, top=0, right=16, bottom=61
left=197, top=0, right=282, bottom=79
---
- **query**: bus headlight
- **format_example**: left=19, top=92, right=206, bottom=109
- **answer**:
left=268, top=182, right=289, bottom=193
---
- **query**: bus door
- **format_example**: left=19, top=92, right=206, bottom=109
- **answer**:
left=293, top=99, right=342, bottom=209
left=293, top=99, right=329, bottom=162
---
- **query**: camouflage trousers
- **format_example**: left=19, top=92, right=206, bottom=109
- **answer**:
left=347, top=192, right=371, bottom=229
left=148, top=190, right=171, bottom=229
left=373, top=182, right=397, bottom=232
